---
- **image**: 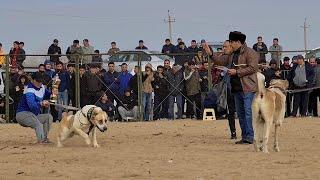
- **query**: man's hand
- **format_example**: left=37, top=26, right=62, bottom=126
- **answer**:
left=41, top=100, right=50, bottom=108
left=203, top=43, right=212, bottom=55
left=227, top=69, right=237, bottom=76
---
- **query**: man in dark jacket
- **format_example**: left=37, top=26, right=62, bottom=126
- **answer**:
left=103, top=62, right=120, bottom=103
left=47, top=39, right=61, bottom=64
left=135, top=40, right=148, bottom=50
left=84, top=64, right=103, bottom=105
left=118, top=89, right=138, bottom=121
left=252, top=36, right=268, bottom=63
left=308, top=57, right=320, bottom=117
left=165, top=64, right=184, bottom=120
left=152, top=65, right=168, bottom=120
left=96, top=92, right=116, bottom=120
left=9, top=41, right=25, bottom=68
left=173, top=42, right=189, bottom=66
left=161, top=39, right=175, bottom=56
left=287, top=55, right=315, bottom=117
left=188, top=40, right=201, bottom=63
left=54, top=61, right=70, bottom=121
left=280, top=56, right=292, bottom=117
left=263, top=59, right=281, bottom=87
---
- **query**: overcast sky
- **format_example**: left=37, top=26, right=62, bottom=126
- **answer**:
left=1, top=0, right=319, bottom=57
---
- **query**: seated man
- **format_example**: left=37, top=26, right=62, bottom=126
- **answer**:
left=96, top=92, right=116, bottom=120
left=118, top=89, right=138, bottom=121
left=15, top=73, right=53, bottom=143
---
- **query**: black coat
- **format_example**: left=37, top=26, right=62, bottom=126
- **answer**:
left=152, top=73, right=168, bottom=96
left=47, top=44, right=62, bottom=63
left=253, top=43, right=268, bottom=63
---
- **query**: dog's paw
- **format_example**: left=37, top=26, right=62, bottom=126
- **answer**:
left=57, top=143, right=63, bottom=148
left=85, top=139, right=91, bottom=145
left=93, top=143, right=100, bottom=148
left=274, top=146, right=280, bottom=152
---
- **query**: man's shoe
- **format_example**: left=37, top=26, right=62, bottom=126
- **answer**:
left=230, top=132, right=237, bottom=140
left=243, top=139, right=253, bottom=144
left=235, top=139, right=252, bottom=144
left=235, top=139, right=245, bottom=144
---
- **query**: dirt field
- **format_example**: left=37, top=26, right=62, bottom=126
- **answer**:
left=0, top=117, right=319, bottom=180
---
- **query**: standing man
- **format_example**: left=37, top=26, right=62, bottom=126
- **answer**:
left=119, top=63, right=133, bottom=96
left=107, top=42, right=120, bottom=55
left=252, top=36, right=268, bottom=64
left=173, top=42, right=189, bottom=66
left=208, top=32, right=258, bottom=144
left=17, top=42, right=26, bottom=69
left=165, top=64, right=184, bottom=120
left=152, top=65, right=168, bottom=120
left=83, top=64, right=103, bottom=105
left=0, top=43, right=5, bottom=67
left=103, top=62, right=120, bottom=103
left=280, top=56, right=292, bottom=117
left=184, top=61, right=202, bottom=119
left=308, top=57, right=319, bottom=117
left=15, top=73, right=53, bottom=143
left=287, top=55, right=314, bottom=117
left=135, top=40, right=148, bottom=50
left=82, top=39, right=94, bottom=64
left=47, top=39, right=61, bottom=64
left=269, top=38, right=283, bottom=67
left=161, top=39, right=175, bottom=56
left=66, top=40, right=83, bottom=64
left=54, top=61, right=70, bottom=121
left=188, top=40, right=201, bottom=63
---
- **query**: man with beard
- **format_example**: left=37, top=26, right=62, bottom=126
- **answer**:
left=253, top=36, right=268, bottom=64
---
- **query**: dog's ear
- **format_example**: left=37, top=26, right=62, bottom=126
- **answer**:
left=103, top=111, right=109, bottom=122
left=282, top=80, right=289, bottom=90
left=93, top=107, right=102, bottom=115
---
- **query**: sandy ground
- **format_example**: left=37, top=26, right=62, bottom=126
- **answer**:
left=0, top=117, right=319, bottom=180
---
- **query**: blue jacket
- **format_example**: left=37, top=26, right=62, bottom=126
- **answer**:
left=54, top=71, right=70, bottom=92
left=16, top=83, right=51, bottom=115
left=103, top=71, right=120, bottom=93
left=119, top=71, right=132, bottom=96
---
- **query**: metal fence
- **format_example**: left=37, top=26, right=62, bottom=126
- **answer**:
left=0, top=49, right=319, bottom=123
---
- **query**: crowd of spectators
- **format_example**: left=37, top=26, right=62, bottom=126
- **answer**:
left=0, top=36, right=319, bottom=124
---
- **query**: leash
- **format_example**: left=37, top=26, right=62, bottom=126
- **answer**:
left=286, top=86, right=320, bottom=94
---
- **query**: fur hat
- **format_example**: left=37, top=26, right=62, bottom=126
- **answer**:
left=229, top=31, right=246, bottom=44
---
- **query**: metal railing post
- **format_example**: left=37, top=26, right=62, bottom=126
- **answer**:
left=5, top=55, right=10, bottom=123
left=137, top=53, right=143, bottom=121
left=75, top=55, right=81, bottom=108
left=207, top=55, right=213, bottom=91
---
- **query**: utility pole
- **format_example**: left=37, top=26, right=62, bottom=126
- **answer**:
left=301, top=18, right=310, bottom=52
left=164, top=10, right=175, bottom=42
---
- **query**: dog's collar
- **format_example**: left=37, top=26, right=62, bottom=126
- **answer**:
left=80, top=107, right=96, bottom=135
left=268, top=86, right=286, bottom=94
left=81, top=107, right=95, bottom=120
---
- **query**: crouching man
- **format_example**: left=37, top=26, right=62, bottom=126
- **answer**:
left=15, top=73, right=53, bottom=143
left=118, top=89, right=138, bottom=121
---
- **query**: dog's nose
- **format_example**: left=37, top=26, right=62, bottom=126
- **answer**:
left=104, top=126, right=108, bottom=131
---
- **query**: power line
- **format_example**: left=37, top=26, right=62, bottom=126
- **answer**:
left=0, top=8, right=156, bottom=22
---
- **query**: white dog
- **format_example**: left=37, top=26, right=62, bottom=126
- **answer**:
left=252, top=72, right=289, bottom=153
left=57, top=105, right=108, bottom=148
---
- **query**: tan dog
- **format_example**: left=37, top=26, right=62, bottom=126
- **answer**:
left=252, top=72, right=289, bottom=153
left=57, top=105, right=108, bottom=148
